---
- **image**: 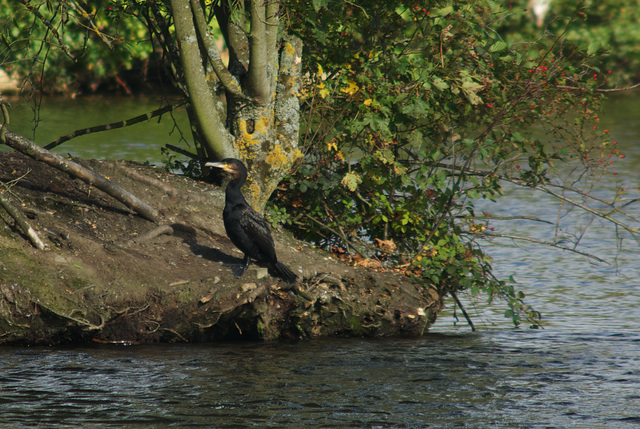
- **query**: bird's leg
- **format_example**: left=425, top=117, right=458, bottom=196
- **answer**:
left=234, top=254, right=252, bottom=277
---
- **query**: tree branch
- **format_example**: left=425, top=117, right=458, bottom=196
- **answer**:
left=214, top=1, right=249, bottom=72
left=431, top=161, right=640, bottom=234
left=534, top=184, right=638, bottom=236
left=44, top=100, right=187, bottom=150
left=16, top=0, right=75, bottom=59
left=477, top=231, right=608, bottom=263
left=266, top=0, right=280, bottom=73
left=189, top=0, right=244, bottom=98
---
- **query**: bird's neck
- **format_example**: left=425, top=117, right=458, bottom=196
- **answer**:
left=225, top=178, right=248, bottom=205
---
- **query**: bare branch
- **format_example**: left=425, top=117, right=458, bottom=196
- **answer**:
left=558, top=82, right=640, bottom=93
left=477, top=231, right=608, bottom=263
left=481, top=214, right=554, bottom=225
left=16, top=0, right=75, bottom=59
left=430, top=162, right=640, bottom=235
left=534, top=184, right=638, bottom=236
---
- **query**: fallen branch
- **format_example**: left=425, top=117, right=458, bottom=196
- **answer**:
left=0, top=187, right=46, bottom=250
left=2, top=128, right=159, bottom=222
left=126, top=224, right=174, bottom=246
left=108, top=161, right=183, bottom=198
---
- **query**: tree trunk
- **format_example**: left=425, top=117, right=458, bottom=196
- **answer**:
left=228, top=37, right=304, bottom=210
left=167, top=0, right=303, bottom=209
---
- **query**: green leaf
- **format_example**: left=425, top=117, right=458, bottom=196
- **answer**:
left=311, top=0, right=330, bottom=12
left=431, top=77, right=450, bottom=91
left=489, top=41, right=507, bottom=53
left=461, top=80, right=484, bottom=105
left=587, top=40, right=601, bottom=56
left=341, top=172, right=362, bottom=192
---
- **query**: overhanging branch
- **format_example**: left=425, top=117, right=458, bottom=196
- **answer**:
left=476, top=231, right=608, bottom=263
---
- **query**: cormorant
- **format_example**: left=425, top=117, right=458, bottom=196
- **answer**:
left=205, top=158, right=298, bottom=283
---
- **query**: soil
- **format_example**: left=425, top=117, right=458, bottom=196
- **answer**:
left=0, top=151, right=443, bottom=345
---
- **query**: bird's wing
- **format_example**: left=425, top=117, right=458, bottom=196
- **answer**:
left=239, top=206, right=276, bottom=256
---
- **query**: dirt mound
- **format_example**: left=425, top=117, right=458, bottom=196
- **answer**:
left=0, top=151, right=442, bottom=345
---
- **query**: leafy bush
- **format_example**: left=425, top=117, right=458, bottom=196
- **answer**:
left=277, top=0, right=629, bottom=327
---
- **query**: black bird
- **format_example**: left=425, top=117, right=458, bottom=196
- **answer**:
left=205, top=158, right=298, bottom=282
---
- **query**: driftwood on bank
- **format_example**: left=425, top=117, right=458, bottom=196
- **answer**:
left=1, top=128, right=159, bottom=222
left=0, top=188, right=46, bottom=250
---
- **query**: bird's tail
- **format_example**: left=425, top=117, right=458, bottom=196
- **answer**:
left=273, top=261, right=298, bottom=283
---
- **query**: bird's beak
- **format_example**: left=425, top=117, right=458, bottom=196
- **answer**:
left=205, top=161, right=228, bottom=171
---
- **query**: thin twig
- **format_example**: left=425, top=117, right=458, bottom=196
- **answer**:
left=450, top=290, right=475, bottom=331
left=16, top=0, right=76, bottom=59
left=478, top=231, right=608, bottom=263
left=164, top=144, right=198, bottom=160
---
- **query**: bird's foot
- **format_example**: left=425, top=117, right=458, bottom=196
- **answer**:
left=232, top=265, right=248, bottom=277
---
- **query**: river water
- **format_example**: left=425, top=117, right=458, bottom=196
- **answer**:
left=2, top=94, right=640, bottom=427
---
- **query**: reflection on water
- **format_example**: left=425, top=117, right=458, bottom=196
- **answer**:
left=2, top=95, right=640, bottom=427
left=1, top=335, right=639, bottom=428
